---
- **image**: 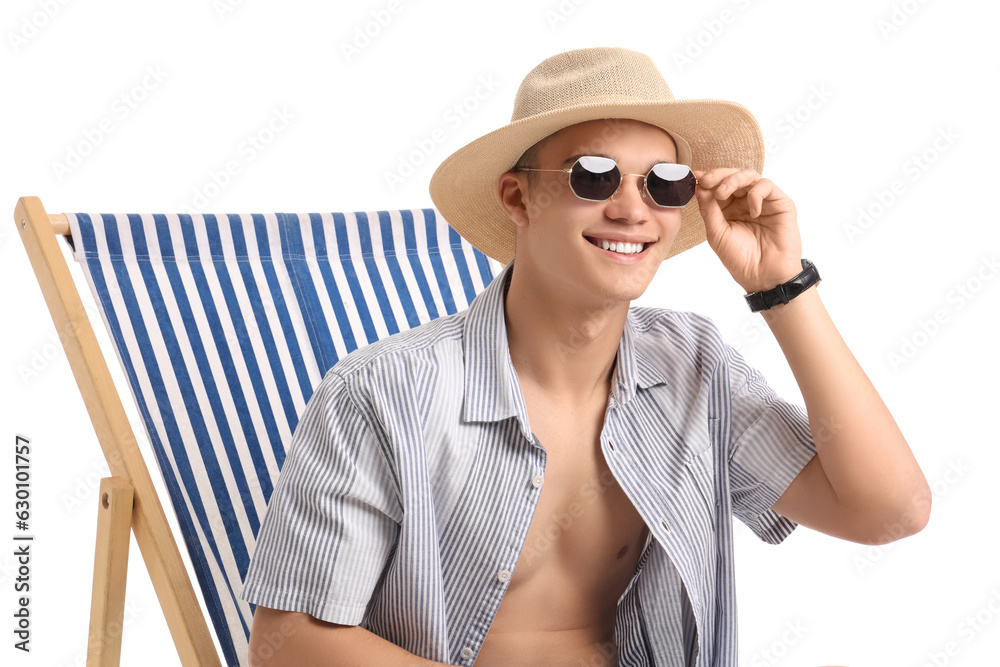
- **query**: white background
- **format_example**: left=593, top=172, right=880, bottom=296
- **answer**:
left=2, top=1, right=998, bottom=665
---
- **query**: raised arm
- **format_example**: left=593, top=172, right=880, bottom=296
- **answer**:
left=758, top=285, right=930, bottom=543
left=693, top=167, right=932, bottom=545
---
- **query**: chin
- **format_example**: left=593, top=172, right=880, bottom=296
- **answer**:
left=592, top=274, right=653, bottom=305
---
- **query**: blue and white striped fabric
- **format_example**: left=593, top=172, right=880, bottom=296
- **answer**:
left=65, top=209, right=500, bottom=667
left=242, top=260, right=818, bottom=667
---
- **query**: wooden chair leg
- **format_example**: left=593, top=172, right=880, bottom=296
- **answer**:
left=87, top=477, right=134, bottom=667
left=16, top=196, right=221, bottom=666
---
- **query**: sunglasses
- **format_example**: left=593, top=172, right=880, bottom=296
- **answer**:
left=515, top=155, right=697, bottom=208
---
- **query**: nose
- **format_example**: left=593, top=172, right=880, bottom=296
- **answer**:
left=605, top=172, right=651, bottom=221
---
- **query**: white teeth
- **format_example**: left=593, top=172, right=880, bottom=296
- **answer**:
left=596, top=239, right=644, bottom=254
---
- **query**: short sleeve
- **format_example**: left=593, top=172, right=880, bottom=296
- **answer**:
left=723, top=345, right=817, bottom=545
left=241, top=370, right=402, bottom=625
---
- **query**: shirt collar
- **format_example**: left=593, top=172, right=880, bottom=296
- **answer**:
left=462, top=262, right=669, bottom=437
left=462, top=261, right=533, bottom=439
left=613, top=307, right=671, bottom=406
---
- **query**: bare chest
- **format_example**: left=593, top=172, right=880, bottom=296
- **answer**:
left=517, top=408, right=650, bottom=590
left=474, top=395, right=649, bottom=666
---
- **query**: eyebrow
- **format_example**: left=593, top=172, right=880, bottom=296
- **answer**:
left=560, top=153, right=678, bottom=171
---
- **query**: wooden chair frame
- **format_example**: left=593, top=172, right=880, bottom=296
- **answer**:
left=14, top=196, right=222, bottom=666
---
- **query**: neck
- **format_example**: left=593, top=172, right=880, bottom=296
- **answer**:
left=502, top=264, right=629, bottom=403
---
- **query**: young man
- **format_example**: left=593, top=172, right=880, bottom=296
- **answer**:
left=242, top=47, right=931, bottom=666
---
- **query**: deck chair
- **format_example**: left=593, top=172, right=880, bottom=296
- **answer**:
left=14, top=196, right=502, bottom=667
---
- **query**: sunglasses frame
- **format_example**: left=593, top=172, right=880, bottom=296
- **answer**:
left=514, top=155, right=698, bottom=208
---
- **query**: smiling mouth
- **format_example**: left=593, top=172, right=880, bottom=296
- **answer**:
left=585, top=237, right=651, bottom=255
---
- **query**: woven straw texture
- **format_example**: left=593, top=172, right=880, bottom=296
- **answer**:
left=429, top=47, right=765, bottom=265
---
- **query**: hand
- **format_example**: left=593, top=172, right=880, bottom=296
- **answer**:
left=692, top=168, right=803, bottom=293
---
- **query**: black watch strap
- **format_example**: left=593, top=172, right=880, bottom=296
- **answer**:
left=744, top=259, right=821, bottom=312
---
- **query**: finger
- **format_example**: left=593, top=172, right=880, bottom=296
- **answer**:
left=747, top=179, right=788, bottom=217
left=711, top=169, right=762, bottom=200
left=745, top=180, right=774, bottom=217
left=719, top=168, right=761, bottom=187
left=694, top=167, right=742, bottom=189
left=694, top=182, right=729, bottom=243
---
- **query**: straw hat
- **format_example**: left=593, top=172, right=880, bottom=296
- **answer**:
left=429, top=46, right=765, bottom=265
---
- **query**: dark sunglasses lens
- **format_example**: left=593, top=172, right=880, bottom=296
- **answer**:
left=646, top=163, right=696, bottom=207
left=569, top=156, right=620, bottom=201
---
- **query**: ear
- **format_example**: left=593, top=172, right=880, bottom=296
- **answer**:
left=498, top=172, right=532, bottom=229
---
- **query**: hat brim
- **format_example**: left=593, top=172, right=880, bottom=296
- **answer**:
left=429, top=98, right=765, bottom=265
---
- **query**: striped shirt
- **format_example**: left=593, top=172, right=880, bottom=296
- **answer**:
left=241, top=260, right=817, bottom=666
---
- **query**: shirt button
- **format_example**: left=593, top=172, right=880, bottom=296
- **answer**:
left=531, top=474, right=544, bottom=489
left=460, top=647, right=475, bottom=660
left=608, top=441, right=616, bottom=452
left=497, top=569, right=511, bottom=583
left=661, top=518, right=670, bottom=532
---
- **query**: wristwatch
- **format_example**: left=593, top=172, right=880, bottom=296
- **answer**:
left=744, top=259, right=821, bottom=312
